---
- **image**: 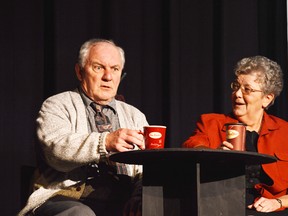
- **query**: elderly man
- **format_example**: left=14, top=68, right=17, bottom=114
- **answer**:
left=19, top=39, right=148, bottom=216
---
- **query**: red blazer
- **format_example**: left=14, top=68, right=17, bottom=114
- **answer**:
left=183, top=112, right=288, bottom=200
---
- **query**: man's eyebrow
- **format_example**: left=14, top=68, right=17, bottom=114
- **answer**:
left=90, top=61, right=122, bottom=69
left=112, top=64, right=121, bottom=68
left=90, top=61, right=102, bottom=65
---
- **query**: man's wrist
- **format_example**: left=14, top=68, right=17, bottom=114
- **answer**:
left=98, top=132, right=109, bottom=160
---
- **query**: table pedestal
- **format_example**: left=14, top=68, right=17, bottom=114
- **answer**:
left=143, top=162, right=245, bottom=216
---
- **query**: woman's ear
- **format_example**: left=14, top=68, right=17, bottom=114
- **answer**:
left=262, top=93, right=275, bottom=109
left=75, top=64, right=83, bottom=81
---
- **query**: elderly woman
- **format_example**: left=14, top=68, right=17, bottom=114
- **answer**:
left=183, top=56, right=288, bottom=215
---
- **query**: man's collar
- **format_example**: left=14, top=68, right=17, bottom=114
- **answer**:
left=78, top=86, right=117, bottom=113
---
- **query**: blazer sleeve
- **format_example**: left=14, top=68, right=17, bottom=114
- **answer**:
left=182, top=113, right=228, bottom=149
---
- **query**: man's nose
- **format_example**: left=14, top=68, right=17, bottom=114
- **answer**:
left=102, top=69, right=112, bottom=81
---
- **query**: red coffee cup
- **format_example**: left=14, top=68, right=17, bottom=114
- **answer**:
left=143, top=125, right=166, bottom=149
left=225, top=123, right=246, bottom=151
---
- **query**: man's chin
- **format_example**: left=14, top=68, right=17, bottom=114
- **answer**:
left=93, top=95, right=114, bottom=105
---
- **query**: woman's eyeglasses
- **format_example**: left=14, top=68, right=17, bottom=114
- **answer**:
left=230, top=81, right=262, bottom=95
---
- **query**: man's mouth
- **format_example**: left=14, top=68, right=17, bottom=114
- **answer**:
left=101, top=85, right=111, bottom=89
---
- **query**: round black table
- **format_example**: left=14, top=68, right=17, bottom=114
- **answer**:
left=110, top=148, right=276, bottom=216
left=110, top=148, right=276, bottom=165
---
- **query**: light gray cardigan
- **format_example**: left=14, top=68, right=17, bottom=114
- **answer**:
left=18, top=89, right=149, bottom=216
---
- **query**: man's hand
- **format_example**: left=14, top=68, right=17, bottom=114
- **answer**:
left=105, top=128, right=145, bottom=152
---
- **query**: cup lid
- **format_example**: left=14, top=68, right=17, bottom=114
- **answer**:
left=144, top=125, right=166, bottom=128
left=224, top=122, right=247, bottom=126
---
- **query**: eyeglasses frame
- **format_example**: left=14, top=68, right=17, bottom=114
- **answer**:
left=230, top=81, right=263, bottom=95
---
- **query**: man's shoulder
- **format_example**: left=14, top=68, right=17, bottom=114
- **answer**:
left=41, top=89, right=83, bottom=112
left=116, top=100, right=139, bottom=110
left=115, top=100, right=145, bottom=116
left=44, top=89, right=80, bottom=103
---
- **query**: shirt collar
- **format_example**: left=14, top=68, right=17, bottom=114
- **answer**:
left=78, top=86, right=117, bottom=114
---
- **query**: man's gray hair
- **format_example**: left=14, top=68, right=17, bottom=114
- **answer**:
left=77, top=38, right=125, bottom=69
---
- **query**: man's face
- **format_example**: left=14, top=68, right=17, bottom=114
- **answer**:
left=76, top=42, right=123, bottom=105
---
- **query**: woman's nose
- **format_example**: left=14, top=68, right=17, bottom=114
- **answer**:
left=234, top=88, right=243, bottom=97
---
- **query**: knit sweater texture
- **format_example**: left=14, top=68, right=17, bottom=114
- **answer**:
left=18, top=89, right=149, bottom=215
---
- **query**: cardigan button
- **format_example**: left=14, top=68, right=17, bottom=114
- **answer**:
left=76, top=186, right=81, bottom=191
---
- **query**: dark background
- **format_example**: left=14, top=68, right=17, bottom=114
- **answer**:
left=1, top=0, right=287, bottom=215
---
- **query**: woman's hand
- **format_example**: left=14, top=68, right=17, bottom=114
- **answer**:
left=218, top=141, right=233, bottom=150
left=248, top=197, right=283, bottom=212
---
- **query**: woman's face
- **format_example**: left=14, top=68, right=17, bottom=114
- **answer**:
left=231, top=73, right=272, bottom=121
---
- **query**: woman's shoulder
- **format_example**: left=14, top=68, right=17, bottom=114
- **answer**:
left=201, top=113, right=227, bottom=118
left=266, top=113, right=288, bottom=125
left=200, top=113, right=236, bottom=122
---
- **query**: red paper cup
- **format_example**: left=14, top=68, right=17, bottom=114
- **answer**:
left=225, top=123, right=246, bottom=151
left=143, top=125, right=166, bottom=149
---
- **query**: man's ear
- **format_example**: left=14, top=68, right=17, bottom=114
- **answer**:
left=75, top=64, right=83, bottom=81
left=262, top=93, right=274, bottom=109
